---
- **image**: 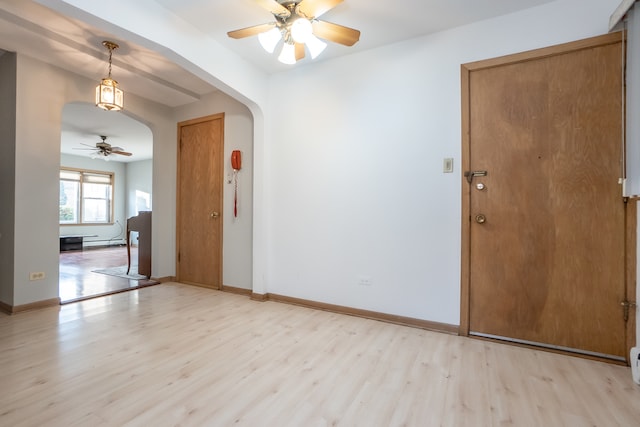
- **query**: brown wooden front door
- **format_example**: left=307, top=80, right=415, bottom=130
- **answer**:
left=461, top=33, right=632, bottom=360
left=177, top=114, right=224, bottom=288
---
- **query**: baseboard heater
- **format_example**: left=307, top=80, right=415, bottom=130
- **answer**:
left=59, top=234, right=98, bottom=251
left=469, top=331, right=626, bottom=362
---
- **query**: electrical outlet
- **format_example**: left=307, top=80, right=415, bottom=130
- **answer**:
left=29, top=272, right=46, bottom=281
left=358, top=276, right=372, bottom=286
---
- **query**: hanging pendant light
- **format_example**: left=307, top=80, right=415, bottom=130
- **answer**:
left=95, top=41, right=124, bottom=111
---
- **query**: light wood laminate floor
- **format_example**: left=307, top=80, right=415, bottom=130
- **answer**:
left=1, top=283, right=639, bottom=426
left=59, top=246, right=159, bottom=303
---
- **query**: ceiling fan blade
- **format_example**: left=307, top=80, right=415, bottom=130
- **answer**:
left=297, top=0, right=343, bottom=19
left=295, top=43, right=305, bottom=61
left=73, top=147, right=96, bottom=150
left=227, top=23, right=275, bottom=39
left=111, top=150, right=132, bottom=156
left=255, top=0, right=291, bottom=18
left=312, top=20, right=360, bottom=46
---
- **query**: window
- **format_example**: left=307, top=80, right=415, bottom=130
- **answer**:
left=59, top=168, right=114, bottom=224
left=135, top=190, right=151, bottom=215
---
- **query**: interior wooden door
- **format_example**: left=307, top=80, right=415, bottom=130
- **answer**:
left=461, top=33, right=631, bottom=360
left=177, top=114, right=224, bottom=288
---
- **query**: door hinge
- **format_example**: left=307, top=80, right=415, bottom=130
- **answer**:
left=177, top=252, right=180, bottom=262
left=621, top=300, right=637, bottom=322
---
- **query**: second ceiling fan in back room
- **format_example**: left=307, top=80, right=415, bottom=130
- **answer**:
left=73, top=135, right=132, bottom=161
left=227, top=0, right=360, bottom=65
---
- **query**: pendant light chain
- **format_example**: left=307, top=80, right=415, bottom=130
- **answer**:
left=107, top=47, right=113, bottom=78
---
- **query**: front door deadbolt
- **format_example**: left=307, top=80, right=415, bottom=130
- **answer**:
left=464, top=170, right=488, bottom=184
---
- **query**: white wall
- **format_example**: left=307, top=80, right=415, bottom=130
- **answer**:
left=174, top=91, right=254, bottom=290
left=59, top=153, right=127, bottom=247
left=126, top=159, right=153, bottom=219
left=264, top=0, right=622, bottom=325
left=0, top=52, right=16, bottom=305
left=14, top=54, right=68, bottom=305
left=125, top=159, right=153, bottom=249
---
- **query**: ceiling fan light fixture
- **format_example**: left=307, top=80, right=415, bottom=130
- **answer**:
left=291, top=18, right=313, bottom=43
left=305, top=34, right=327, bottom=59
left=96, top=41, right=124, bottom=111
left=227, top=0, right=360, bottom=64
left=258, top=27, right=282, bottom=53
left=278, top=42, right=297, bottom=65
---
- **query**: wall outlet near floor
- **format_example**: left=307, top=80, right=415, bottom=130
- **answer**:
left=29, top=272, right=45, bottom=281
left=358, top=276, right=372, bottom=286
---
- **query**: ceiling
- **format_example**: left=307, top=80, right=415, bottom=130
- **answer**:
left=0, top=0, right=557, bottom=162
left=157, top=0, right=556, bottom=74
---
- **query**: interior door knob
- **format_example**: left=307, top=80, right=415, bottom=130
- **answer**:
left=210, top=212, right=219, bottom=219
left=475, top=214, right=486, bottom=224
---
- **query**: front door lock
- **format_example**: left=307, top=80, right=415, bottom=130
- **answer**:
left=464, top=170, right=488, bottom=184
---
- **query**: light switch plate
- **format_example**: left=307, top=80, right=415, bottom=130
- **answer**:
left=443, top=158, right=454, bottom=173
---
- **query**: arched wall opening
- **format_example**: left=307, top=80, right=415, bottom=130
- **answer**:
left=5, top=43, right=258, bottom=309
left=58, top=101, right=154, bottom=302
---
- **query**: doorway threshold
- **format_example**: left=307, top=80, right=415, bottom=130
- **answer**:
left=470, top=332, right=626, bottom=363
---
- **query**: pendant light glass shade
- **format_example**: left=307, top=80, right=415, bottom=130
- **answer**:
left=96, top=41, right=124, bottom=111
left=259, top=27, right=282, bottom=53
left=278, top=42, right=297, bottom=64
left=96, top=78, right=123, bottom=111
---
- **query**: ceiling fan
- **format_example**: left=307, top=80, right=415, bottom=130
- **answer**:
left=227, top=0, right=360, bottom=64
left=74, top=135, right=132, bottom=160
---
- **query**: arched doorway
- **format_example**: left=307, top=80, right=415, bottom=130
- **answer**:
left=58, top=102, right=157, bottom=303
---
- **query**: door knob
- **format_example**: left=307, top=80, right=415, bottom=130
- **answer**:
left=475, top=214, right=486, bottom=224
left=210, top=212, right=219, bottom=219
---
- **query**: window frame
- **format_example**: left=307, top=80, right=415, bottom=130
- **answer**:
left=59, top=167, right=115, bottom=225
